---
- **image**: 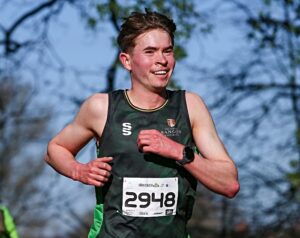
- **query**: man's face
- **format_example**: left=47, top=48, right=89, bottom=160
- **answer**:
left=122, top=29, right=175, bottom=92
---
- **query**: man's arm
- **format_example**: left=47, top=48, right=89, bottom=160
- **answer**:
left=45, top=93, right=112, bottom=187
left=137, top=92, right=239, bottom=198
left=182, top=92, right=239, bottom=197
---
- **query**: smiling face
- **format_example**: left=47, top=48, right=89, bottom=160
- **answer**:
left=119, top=29, right=176, bottom=92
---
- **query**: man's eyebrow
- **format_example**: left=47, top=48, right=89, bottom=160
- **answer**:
left=143, top=45, right=173, bottom=51
left=164, top=45, right=174, bottom=50
left=143, top=46, right=158, bottom=51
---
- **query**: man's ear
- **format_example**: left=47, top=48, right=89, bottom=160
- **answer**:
left=119, top=52, right=132, bottom=71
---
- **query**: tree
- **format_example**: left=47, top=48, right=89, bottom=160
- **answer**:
left=0, top=77, right=53, bottom=236
left=0, top=1, right=102, bottom=236
left=189, top=0, right=300, bottom=236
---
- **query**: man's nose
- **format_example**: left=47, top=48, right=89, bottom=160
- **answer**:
left=156, top=52, right=168, bottom=65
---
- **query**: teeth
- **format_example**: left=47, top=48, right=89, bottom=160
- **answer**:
left=154, top=70, right=167, bottom=75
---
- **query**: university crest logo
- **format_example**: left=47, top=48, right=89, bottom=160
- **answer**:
left=167, top=119, right=176, bottom=128
left=162, top=119, right=181, bottom=137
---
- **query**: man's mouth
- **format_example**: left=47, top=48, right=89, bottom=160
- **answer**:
left=153, top=70, right=168, bottom=75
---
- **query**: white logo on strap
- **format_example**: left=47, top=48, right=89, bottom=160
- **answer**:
left=122, top=122, right=132, bottom=136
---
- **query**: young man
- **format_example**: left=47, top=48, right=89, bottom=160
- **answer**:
left=45, top=10, right=239, bottom=238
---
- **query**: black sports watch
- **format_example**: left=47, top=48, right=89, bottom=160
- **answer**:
left=176, top=146, right=195, bottom=166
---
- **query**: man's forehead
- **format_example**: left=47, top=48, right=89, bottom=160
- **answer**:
left=134, top=29, right=172, bottom=48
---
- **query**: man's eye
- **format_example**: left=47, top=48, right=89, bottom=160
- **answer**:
left=165, top=49, right=173, bottom=54
left=145, top=51, right=154, bottom=54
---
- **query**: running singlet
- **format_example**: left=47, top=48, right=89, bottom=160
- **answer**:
left=88, top=90, right=197, bottom=238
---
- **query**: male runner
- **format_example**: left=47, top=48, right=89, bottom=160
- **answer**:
left=45, top=10, right=239, bottom=238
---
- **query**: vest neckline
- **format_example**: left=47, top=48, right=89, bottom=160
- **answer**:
left=124, top=89, right=169, bottom=112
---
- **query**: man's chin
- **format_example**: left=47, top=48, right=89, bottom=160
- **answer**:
left=152, top=84, right=169, bottom=93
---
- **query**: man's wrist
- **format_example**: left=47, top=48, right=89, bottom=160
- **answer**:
left=176, top=146, right=195, bottom=166
left=71, top=160, right=82, bottom=181
left=172, top=144, right=185, bottom=161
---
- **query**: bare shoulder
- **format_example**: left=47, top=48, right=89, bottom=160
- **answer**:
left=185, top=91, right=208, bottom=113
left=82, top=93, right=109, bottom=118
left=74, top=93, right=109, bottom=135
left=185, top=91, right=212, bottom=128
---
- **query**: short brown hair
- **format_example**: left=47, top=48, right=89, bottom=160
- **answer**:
left=117, top=10, right=176, bottom=53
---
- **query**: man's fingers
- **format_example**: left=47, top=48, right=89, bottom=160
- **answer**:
left=89, top=173, right=110, bottom=182
left=93, top=158, right=113, bottom=171
left=137, top=133, right=151, bottom=139
left=139, top=129, right=158, bottom=135
left=137, top=139, right=151, bottom=152
left=98, top=168, right=111, bottom=178
left=99, top=162, right=112, bottom=171
left=95, top=157, right=113, bottom=163
left=137, top=138, right=151, bottom=146
left=90, top=166, right=111, bottom=176
left=139, top=145, right=153, bottom=153
left=88, top=178, right=105, bottom=187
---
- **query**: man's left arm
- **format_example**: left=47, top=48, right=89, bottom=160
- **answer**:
left=181, top=92, right=240, bottom=198
left=137, top=92, right=239, bottom=198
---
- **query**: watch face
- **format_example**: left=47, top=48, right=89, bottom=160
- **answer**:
left=185, top=147, right=194, bottom=161
left=176, top=146, right=195, bottom=167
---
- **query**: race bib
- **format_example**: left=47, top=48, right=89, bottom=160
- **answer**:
left=122, top=177, right=178, bottom=217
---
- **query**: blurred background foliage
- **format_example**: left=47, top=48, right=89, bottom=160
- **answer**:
left=1, top=0, right=300, bottom=237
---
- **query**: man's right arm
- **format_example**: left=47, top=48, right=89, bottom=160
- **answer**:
left=45, top=93, right=112, bottom=187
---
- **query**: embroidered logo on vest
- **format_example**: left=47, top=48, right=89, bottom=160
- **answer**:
left=122, top=122, right=132, bottom=136
left=167, top=119, right=176, bottom=127
left=161, top=119, right=181, bottom=137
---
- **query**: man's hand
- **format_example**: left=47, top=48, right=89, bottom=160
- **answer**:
left=137, top=129, right=183, bottom=160
left=73, top=157, right=113, bottom=187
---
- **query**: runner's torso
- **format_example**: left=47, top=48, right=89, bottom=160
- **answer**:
left=93, top=90, right=197, bottom=238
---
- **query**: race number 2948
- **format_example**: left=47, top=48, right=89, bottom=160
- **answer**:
left=122, top=177, right=178, bottom=217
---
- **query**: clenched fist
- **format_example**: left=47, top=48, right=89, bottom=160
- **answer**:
left=74, top=157, right=113, bottom=187
left=137, top=129, right=183, bottom=161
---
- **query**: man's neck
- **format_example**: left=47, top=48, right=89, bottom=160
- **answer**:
left=126, top=88, right=168, bottom=110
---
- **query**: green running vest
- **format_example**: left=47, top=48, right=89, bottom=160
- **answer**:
left=89, top=90, right=197, bottom=238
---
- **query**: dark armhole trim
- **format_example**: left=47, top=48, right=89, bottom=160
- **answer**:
left=95, top=93, right=111, bottom=156
left=182, top=90, right=194, bottom=145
